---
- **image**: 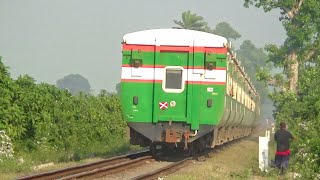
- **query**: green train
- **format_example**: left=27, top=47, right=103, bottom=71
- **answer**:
left=120, top=29, right=260, bottom=152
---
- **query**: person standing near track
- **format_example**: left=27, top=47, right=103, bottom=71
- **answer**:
left=274, top=122, right=295, bottom=171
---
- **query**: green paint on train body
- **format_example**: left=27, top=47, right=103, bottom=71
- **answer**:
left=121, top=48, right=228, bottom=130
left=121, top=47, right=260, bottom=130
left=121, top=83, right=226, bottom=130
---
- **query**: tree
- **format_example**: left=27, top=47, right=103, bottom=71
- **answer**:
left=0, top=57, right=28, bottom=139
left=173, top=10, right=208, bottom=31
left=115, top=82, right=121, bottom=95
left=243, top=1, right=320, bottom=177
left=0, top=59, right=128, bottom=168
left=237, top=40, right=269, bottom=74
left=212, top=22, right=241, bottom=40
left=244, top=0, right=320, bottom=94
left=0, top=56, right=10, bottom=81
left=56, top=74, right=91, bottom=95
left=173, top=11, right=241, bottom=40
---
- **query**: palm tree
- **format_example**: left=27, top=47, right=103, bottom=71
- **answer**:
left=173, top=10, right=209, bottom=32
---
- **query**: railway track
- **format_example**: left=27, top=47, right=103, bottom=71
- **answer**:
left=17, top=150, right=152, bottom=180
left=133, top=156, right=192, bottom=180
left=17, top=139, right=242, bottom=180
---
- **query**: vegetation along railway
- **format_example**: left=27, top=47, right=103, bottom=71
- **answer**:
left=120, top=28, right=261, bottom=155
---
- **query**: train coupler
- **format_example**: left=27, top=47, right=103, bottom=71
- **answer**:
left=165, top=129, right=180, bottom=143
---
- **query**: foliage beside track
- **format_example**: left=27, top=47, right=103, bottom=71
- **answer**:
left=0, top=58, right=127, bottom=172
left=243, top=0, right=320, bottom=178
left=270, top=64, right=320, bottom=178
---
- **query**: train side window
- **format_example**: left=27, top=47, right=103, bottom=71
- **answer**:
left=238, top=86, right=242, bottom=103
left=228, top=76, right=234, bottom=96
left=244, top=93, right=248, bottom=107
left=162, top=66, right=185, bottom=93
left=233, top=82, right=237, bottom=99
left=242, top=89, right=245, bottom=104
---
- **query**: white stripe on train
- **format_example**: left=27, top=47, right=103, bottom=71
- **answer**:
left=121, top=67, right=226, bottom=83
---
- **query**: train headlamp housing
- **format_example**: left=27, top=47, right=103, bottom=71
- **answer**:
left=132, top=59, right=142, bottom=68
left=206, top=61, right=216, bottom=70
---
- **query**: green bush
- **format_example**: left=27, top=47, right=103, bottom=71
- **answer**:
left=0, top=58, right=128, bottom=172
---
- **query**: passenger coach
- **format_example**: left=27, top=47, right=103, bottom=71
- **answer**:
left=120, top=29, right=260, bottom=151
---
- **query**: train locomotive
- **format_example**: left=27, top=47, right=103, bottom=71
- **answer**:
left=120, top=29, right=260, bottom=153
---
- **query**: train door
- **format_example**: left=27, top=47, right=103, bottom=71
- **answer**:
left=153, top=51, right=189, bottom=123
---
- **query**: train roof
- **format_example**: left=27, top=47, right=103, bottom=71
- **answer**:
left=123, top=29, right=228, bottom=47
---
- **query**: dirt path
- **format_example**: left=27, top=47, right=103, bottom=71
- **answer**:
left=165, top=136, right=261, bottom=180
left=164, top=130, right=297, bottom=180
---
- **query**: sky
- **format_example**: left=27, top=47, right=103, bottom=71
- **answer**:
left=0, top=0, right=286, bottom=93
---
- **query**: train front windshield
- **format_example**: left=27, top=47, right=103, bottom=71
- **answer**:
left=165, top=69, right=183, bottom=89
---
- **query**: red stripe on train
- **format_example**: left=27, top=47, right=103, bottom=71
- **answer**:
left=121, top=79, right=225, bottom=85
left=121, top=79, right=162, bottom=83
left=122, top=44, right=227, bottom=54
left=187, top=81, right=225, bottom=85
left=122, top=64, right=227, bottom=70
left=122, top=64, right=165, bottom=68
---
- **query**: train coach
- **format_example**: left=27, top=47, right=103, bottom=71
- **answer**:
left=120, top=29, right=260, bottom=153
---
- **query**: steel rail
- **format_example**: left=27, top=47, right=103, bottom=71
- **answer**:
left=132, top=157, right=192, bottom=180
left=60, top=155, right=153, bottom=180
left=17, top=150, right=150, bottom=180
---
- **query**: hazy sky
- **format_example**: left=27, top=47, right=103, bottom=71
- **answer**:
left=0, top=0, right=286, bottom=92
